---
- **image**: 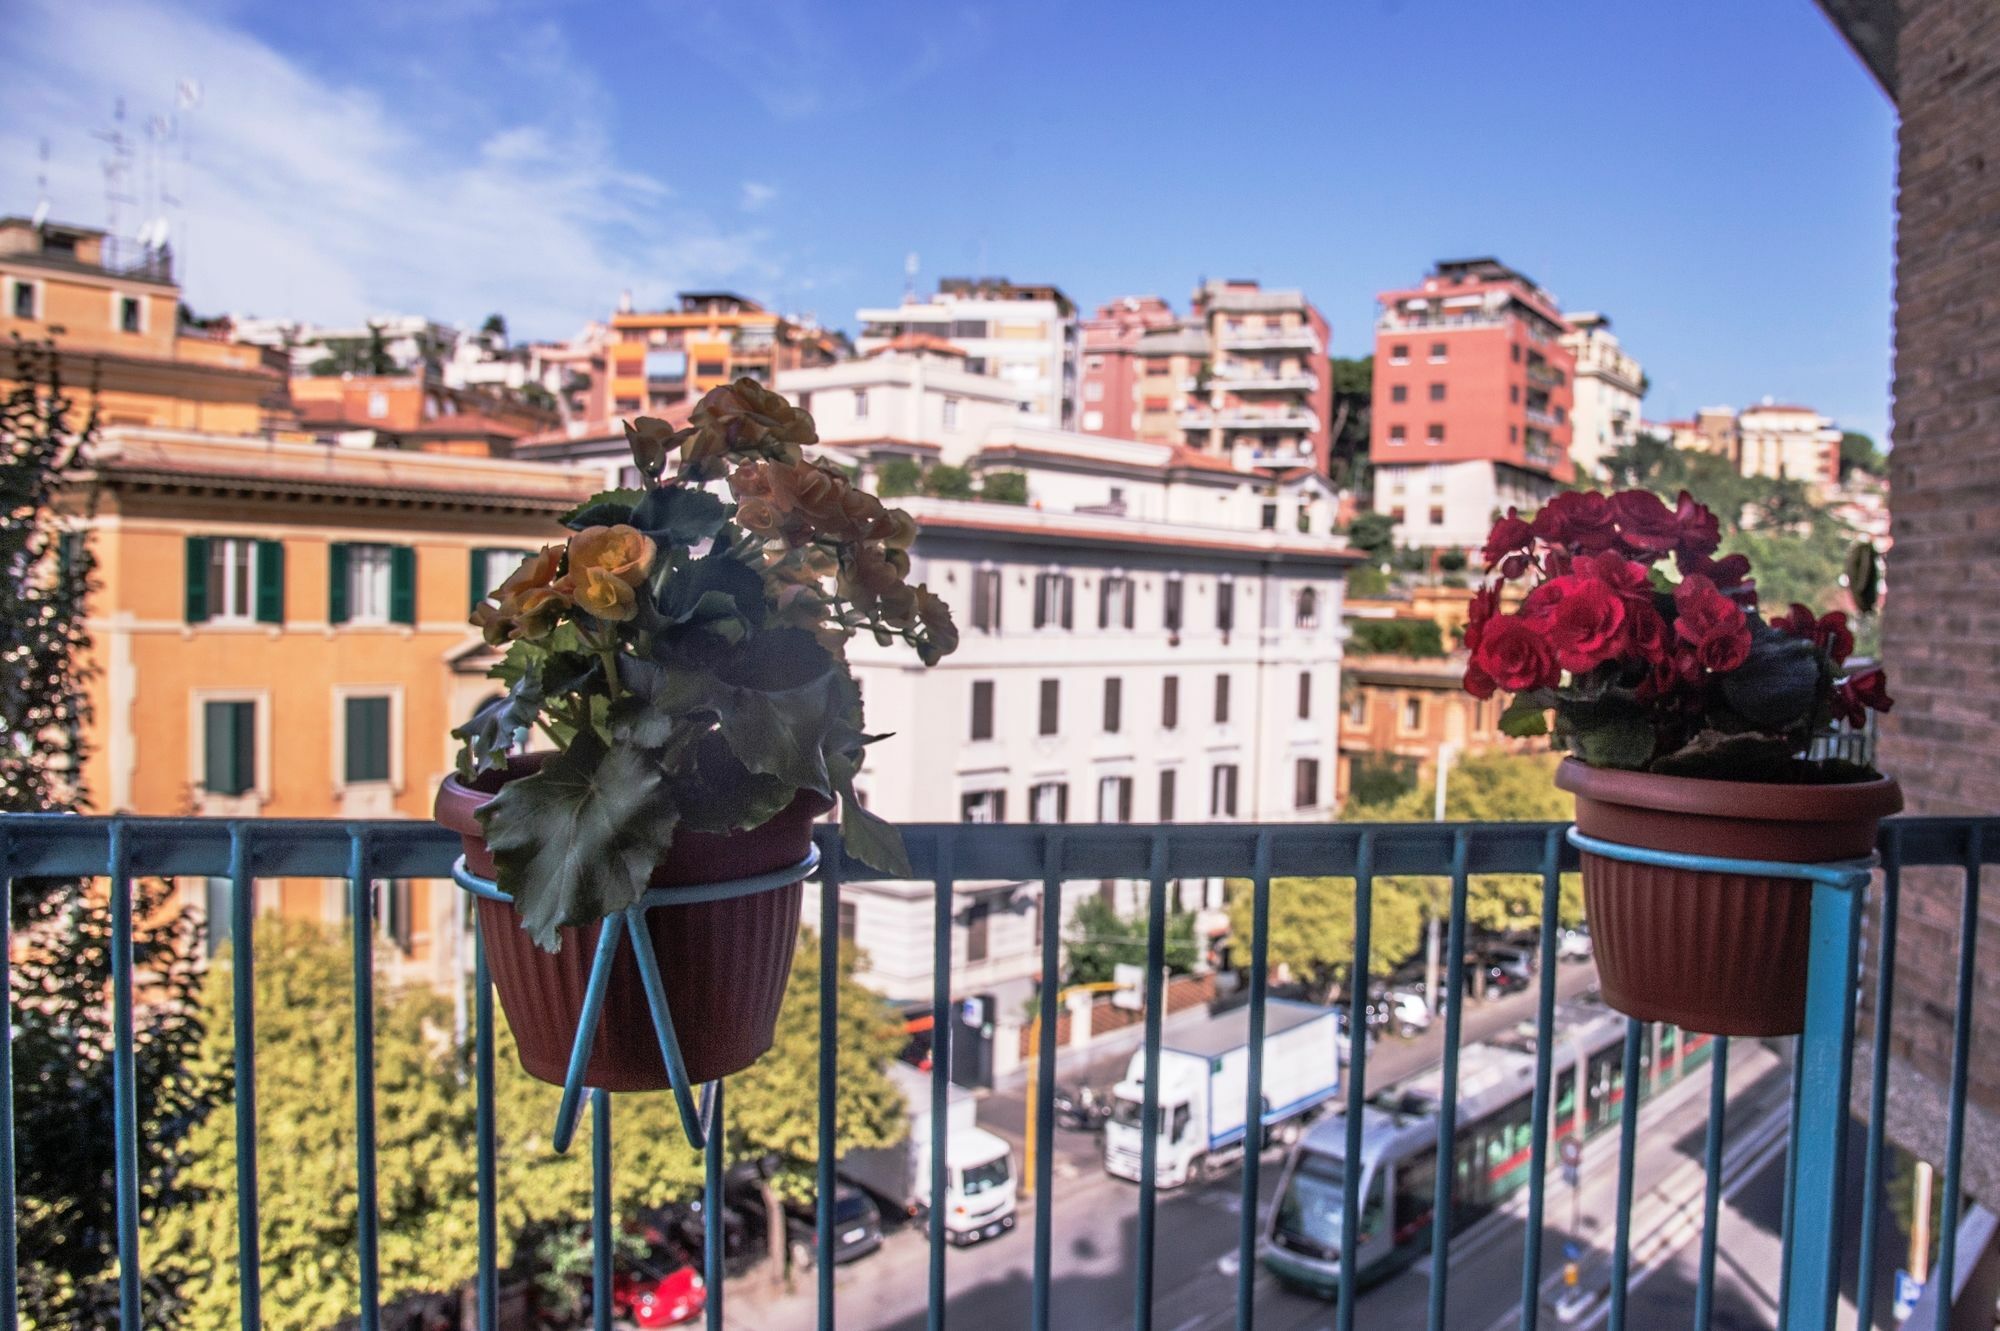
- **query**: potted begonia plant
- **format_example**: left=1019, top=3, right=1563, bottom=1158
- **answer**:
left=1464, top=489, right=1898, bottom=1036
left=435, top=380, right=955, bottom=1088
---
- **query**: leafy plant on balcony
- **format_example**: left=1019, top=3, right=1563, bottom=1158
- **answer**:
left=1467, top=490, right=1890, bottom=781
left=453, top=379, right=957, bottom=949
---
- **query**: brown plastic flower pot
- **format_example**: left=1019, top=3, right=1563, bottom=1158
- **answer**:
left=1556, top=758, right=1901, bottom=1037
left=435, top=756, right=829, bottom=1090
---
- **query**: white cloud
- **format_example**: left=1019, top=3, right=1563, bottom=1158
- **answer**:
left=0, top=0, right=780, bottom=338
left=740, top=181, right=780, bottom=213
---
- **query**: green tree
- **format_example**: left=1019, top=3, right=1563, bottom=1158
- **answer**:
left=1345, top=511, right=1395, bottom=563
left=1063, top=896, right=1198, bottom=985
left=1346, top=618, right=1446, bottom=657
left=1839, top=430, right=1884, bottom=480
left=921, top=464, right=976, bottom=500
left=364, top=322, right=394, bottom=376
left=1224, top=875, right=1427, bottom=999
left=875, top=458, right=923, bottom=499
left=979, top=471, right=1028, bottom=505
left=1325, top=355, right=1372, bottom=487
left=481, top=313, right=508, bottom=344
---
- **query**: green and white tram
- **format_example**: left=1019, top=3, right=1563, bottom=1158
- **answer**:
left=1261, top=997, right=1713, bottom=1298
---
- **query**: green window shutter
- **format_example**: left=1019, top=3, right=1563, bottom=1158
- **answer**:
left=469, top=548, right=490, bottom=613
left=184, top=536, right=211, bottom=623
left=254, top=540, right=286, bottom=624
left=328, top=543, right=350, bottom=625
left=344, top=696, right=391, bottom=784
left=389, top=546, right=417, bottom=625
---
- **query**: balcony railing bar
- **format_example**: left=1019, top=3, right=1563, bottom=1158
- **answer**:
left=816, top=850, right=843, bottom=1331
left=1518, top=832, right=1564, bottom=1328
left=1427, top=833, right=1472, bottom=1328
left=0, top=842, right=14, bottom=1331
left=702, top=1083, right=723, bottom=1331
left=348, top=831, right=383, bottom=1331
left=227, top=827, right=264, bottom=1331
left=6, top=813, right=2000, bottom=1331
left=1135, top=837, right=1172, bottom=1330
left=1852, top=831, right=1903, bottom=1326
left=1234, top=832, right=1276, bottom=1331
left=1031, top=839, right=1065, bottom=1331
left=1335, top=831, right=1374, bottom=1331
left=928, top=842, right=955, bottom=1331
left=475, top=924, right=498, bottom=1331
left=1935, top=826, right=1985, bottom=1331
left=1693, top=1036, right=1732, bottom=1329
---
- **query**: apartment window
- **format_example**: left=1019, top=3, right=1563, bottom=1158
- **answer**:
left=1030, top=781, right=1069, bottom=824
left=1555, top=405, right=1567, bottom=424
left=1296, top=587, right=1318, bottom=629
left=1158, top=769, right=1177, bottom=821
left=1428, top=383, right=1445, bottom=402
left=1210, top=764, right=1240, bottom=818
left=1214, top=673, right=1232, bottom=725
left=961, top=789, right=1006, bottom=823
left=965, top=901, right=991, bottom=962
left=1098, top=574, right=1135, bottom=629
left=1429, top=342, right=1448, bottom=364
left=1510, top=384, right=1521, bottom=404
left=1163, top=576, right=1184, bottom=633
left=1427, top=424, right=1445, bottom=444
left=1347, top=693, right=1366, bottom=725
left=186, top=536, right=285, bottom=625
left=1390, top=384, right=1408, bottom=404
left=1429, top=506, right=1445, bottom=525
left=1403, top=696, right=1423, bottom=731
left=202, top=699, right=257, bottom=797
left=1389, top=506, right=1407, bottom=523
left=1103, top=678, right=1123, bottom=733
left=9, top=280, right=37, bottom=320
left=1388, top=425, right=1406, bottom=444
left=469, top=547, right=535, bottom=609
left=1162, top=675, right=1180, bottom=730
left=854, top=389, right=870, bottom=420
left=1216, top=578, right=1235, bottom=634
left=951, top=318, right=989, bottom=338
left=1511, top=344, right=1522, bottom=363
left=330, top=543, right=413, bottom=625
left=1298, top=671, right=1313, bottom=720
left=1039, top=679, right=1060, bottom=736
left=343, top=695, right=392, bottom=785
left=970, top=680, right=995, bottom=741
left=1033, top=571, right=1075, bottom=629
left=695, top=359, right=725, bottom=377
left=1510, top=425, right=1519, bottom=443
left=837, top=899, right=858, bottom=941
left=1262, top=503, right=1278, bottom=530
left=970, top=566, right=1002, bottom=633
left=118, top=295, right=143, bottom=334
left=1390, top=343, right=1409, bottom=366
left=1295, top=758, right=1321, bottom=809
left=943, top=397, right=961, bottom=430
left=1098, top=775, right=1134, bottom=823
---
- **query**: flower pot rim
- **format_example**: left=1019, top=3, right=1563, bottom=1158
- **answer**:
left=1555, top=756, right=1902, bottom=824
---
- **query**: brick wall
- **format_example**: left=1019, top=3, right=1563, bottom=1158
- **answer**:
left=1863, top=0, right=2000, bottom=1205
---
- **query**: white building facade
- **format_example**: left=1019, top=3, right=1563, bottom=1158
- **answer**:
left=855, top=279, right=1079, bottom=430
left=1560, top=312, right=1647, bottom=480
left=1736, top=402, right=1842, bottom=492
left=1369, top=459, right=1564, bottom=553
left=779, top=343, right=1032, bottom=462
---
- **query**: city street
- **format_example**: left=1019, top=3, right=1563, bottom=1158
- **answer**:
left=725, top=962, right=1898, bottom=1330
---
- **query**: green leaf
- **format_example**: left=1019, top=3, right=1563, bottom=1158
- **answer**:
left=659, top=550, right=767, bottom=630
left=453, top=661, right=544, bottom=778
left=1498, top=692, right=1552, bottom=738
left=561, top=488, right=647, bottom=531
left=1720, top=624, right=1824, bottom=730
left=476, top=729, right=680, bottom=950
left=705, top=631, right=854, bottom=796
left=839, top=794, right=911, bottom=878
left=670, top=729, right=798, bottom=833
left=1567, top=710, right=1656, bottom=770
left=631, top=486, right=727, bottom=546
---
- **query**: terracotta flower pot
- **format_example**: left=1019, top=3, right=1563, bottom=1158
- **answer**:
left=435, top=756, right=829, bottom=1090
left=1556, top=758, right=1901, bottom=1037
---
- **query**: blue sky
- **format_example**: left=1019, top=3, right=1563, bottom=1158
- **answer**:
left=7, top=1, right=1896, bottom=441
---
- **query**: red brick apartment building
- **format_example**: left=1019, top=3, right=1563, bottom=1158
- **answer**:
left=1369, top=257, right=1575, bottom=551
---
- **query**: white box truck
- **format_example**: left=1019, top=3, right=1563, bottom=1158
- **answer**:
left=1102, top=999, right=1341, bottom=1188
left=844, top=1063, right=1017, bottom=1245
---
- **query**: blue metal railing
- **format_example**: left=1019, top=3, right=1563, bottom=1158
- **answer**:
left=1, top=813, right=1995, bottom=1331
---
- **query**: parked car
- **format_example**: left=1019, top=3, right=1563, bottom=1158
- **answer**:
left=1484, top=942, right=1539, bottom=981
left=608, top=1256, right=706, bottom=1328
left=783, top=1183, right=883, bottom=1268
left=637, top=1200, right=757, bottom=1280
left=1559, top=925, right=1593, bottom=961
left=1383, top=988, right=1431, bottom=1035
left=1475, top=957, right=1530, bottom=996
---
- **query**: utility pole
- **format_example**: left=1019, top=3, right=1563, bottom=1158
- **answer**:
left=1022, top=979, right=1125, bottom=1199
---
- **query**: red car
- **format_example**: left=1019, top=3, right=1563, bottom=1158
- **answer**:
left=610, top=1258, right=706, bottom=1328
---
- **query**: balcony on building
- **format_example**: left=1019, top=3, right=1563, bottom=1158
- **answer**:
left=1216, top=325, right=1321, bottom=353
left=1209, top=366, right=1320, bottom=393
left=1216, top=405, right=1320, bottom=432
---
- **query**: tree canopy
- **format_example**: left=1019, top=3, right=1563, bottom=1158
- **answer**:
left=1346, top=617, right=1446, bottom=657
left=1063, top=895, right=1199, bottom=986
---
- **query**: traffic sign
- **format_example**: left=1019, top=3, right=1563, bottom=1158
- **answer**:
left=1562, top=1163, right=1581, bottom=1189
left=1894, top=1270, right=1923, bottom=1319
left=1559, top=1134, right=1582, bottom=1168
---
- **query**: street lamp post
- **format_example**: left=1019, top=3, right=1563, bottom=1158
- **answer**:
left=1425, top=741, right=1459, bottom=1017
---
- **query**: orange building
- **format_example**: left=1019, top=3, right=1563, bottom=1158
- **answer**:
left=608, top=291, right=844, bottom=418
left=68, top=427, right=597, bottom=983
left=0, top=216, right=293, bottom=436
left=289, top=373, right=558, bottom=456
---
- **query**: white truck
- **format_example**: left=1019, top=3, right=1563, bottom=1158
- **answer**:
left=844, top=1062, right=1018, bottom=1245
left=1103, top=999, right=1342, bottom=1188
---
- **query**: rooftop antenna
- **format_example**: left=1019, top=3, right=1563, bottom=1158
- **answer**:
left=31, top=138, right=50, bottom=229
left=903, top=250, right=919, bottom=301
left=94, top=97, right=137, bottom=243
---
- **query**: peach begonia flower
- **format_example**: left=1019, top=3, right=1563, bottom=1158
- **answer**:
left=566, top=565, right=638, bottom=622
left=566, top=524, right=656, bottom=588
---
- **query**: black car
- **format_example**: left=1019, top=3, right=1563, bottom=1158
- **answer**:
left=638, top=1198, right=759, bottom=1280
left=785, top=1184, right=883, bottom=1267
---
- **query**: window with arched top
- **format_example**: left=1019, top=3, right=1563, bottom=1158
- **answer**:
left=1295, top=586, right=1319, bottom=629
